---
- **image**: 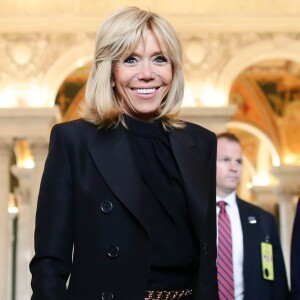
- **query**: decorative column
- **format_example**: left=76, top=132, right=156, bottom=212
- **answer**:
left=0, top=106, right=60, bottom=300
left=23, top=139, right=49, bottom=299
left=179, top=105, right=237, bottom=133
left=271, top=165, right=300, bottom=285
left=11, top=166, right=33, bottom=300
left=28, top=137, right=50, bottom=247
left=0, top=138, right=13, bottom=300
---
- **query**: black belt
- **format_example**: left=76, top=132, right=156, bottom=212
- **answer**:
left=145, top=289, right=192, bottom=300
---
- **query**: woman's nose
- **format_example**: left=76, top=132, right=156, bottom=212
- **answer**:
left=137, top=61, right=155, bottom=80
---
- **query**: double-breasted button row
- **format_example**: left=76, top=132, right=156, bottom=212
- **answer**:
left=100, top=201, right=113, bottom=214
left=102, top=291, right=114, bottom=300
left=107, top=246, right=119, bottom=258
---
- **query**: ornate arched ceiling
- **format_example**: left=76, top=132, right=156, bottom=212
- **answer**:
left=230, top=59, right=300, bottom=166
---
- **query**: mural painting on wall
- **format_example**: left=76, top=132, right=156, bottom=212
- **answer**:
left=230, top=59, right=300, bottom=165
left=55, top=63, right=91, bottom=122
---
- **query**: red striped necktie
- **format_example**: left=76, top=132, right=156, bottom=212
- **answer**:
left=217, top=201, right=235, bottom=300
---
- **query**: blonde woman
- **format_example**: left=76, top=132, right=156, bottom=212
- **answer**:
left=30, top=7, right=218, bottom=300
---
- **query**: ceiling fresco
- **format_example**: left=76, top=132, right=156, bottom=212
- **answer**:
left=230, top=59, right=300, bottom=165
left=55, top=63, right=90, bottom=122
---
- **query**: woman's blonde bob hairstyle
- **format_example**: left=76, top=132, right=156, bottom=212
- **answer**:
left=82, top=6, right=185, bottom=128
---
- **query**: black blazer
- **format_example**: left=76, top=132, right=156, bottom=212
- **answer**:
left=237, top=197, right=290, bottom=300
left=291, top=198, right=300, bottom=300
left=30, top=119, right=218, bottom=300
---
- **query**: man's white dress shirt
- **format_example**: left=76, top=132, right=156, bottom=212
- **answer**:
left=217, top=192, right=244, bottom=300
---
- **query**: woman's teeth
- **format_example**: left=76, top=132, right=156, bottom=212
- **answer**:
left=133, top=88, right=156, bottom=94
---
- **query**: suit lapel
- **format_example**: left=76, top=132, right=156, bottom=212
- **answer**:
left=89, top=124, right=209, bottom=241
left=169, top=128, right=208, bottom=242
left=237, top=198, right=258, bottom=279
left=88, top=125, right=149, bottom=235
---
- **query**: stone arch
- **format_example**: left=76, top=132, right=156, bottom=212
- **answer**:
left=41, top=41, right=93, bottom=107
left=227, top=120, right=280, bottom=188
left=216, top=38, right=300, bottom=105
left=228, top=121, right=280, bottom=166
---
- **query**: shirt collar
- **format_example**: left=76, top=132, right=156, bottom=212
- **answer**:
left=216, top=191, right=237, bottom=208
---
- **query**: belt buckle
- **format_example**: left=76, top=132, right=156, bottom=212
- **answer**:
left=145, top=288, right=192, bottom=300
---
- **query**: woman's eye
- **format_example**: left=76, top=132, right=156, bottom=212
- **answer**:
left=123, top=56, right=138, bottom=64
left=154, top=55, right=168, bottom=63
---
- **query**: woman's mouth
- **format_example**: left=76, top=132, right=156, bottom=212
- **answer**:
left=132, top=88, right=157, bottom=94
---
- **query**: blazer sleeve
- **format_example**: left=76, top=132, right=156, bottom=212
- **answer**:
left=205, top=132, right=218, bottom=297
left=30, top=124, right=75, bottom=300
left=203, top=132, right=217, bottom=260
left=291, top=198, right=300, bottom=300
left=198, top=131, right=218, bottom=300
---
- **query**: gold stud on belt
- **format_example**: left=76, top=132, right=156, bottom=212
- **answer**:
left=145, top=289, right=192, bottom=300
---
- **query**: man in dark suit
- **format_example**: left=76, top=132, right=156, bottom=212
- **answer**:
left=216, top=132, right=289, bottom=300
left=291, top=198, right=300, bottom=300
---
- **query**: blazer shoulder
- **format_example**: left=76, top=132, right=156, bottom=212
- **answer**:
left=52, top=118, right=96, bottom=132
left=50, top=119, right=99, bottom=147
left=237, top=197, right=275, bottom=221
left=181, top=120, right=217, bottom=140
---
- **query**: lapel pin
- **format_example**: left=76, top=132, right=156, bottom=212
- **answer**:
left=248, top=216, right=257, bottom=224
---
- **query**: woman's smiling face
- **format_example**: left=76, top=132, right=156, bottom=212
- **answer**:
left=113, top=30, right=173, bottom=121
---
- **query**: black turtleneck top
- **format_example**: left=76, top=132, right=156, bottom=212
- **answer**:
left=124, top=115, right=199, bottom=291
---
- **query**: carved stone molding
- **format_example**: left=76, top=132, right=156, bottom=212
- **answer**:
left=181, top=32, right=300, bottom=83
left=0, top=33, right=93, bottom=82
left=1, top=31, right=300, bottom=98
left=2, top=14, right=300, bottom=33
left=0, top=33, right=93, bottom=106
left=0, top=106, right=59, bottom=139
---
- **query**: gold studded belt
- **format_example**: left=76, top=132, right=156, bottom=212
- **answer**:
left=145, top=289, right=192, bottom=300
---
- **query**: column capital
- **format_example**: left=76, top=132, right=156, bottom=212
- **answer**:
left=0, top=106, right=60, bottom=140
left=179, top=105, right=237, bottom=133
left=271, top=165, right=300, bottom=195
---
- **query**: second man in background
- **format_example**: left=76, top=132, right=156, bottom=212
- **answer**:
left=215, top=132, right=289, bottom=300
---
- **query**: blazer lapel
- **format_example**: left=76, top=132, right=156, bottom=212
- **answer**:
left=237, top=198, right=258, bottom=279
left=88, top=125, right=149, bottom=235
left=169, top=129, right=208, bottom=242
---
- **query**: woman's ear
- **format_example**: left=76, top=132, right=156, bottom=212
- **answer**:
left=111, top=73, right=115, bottom=87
